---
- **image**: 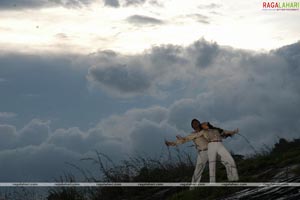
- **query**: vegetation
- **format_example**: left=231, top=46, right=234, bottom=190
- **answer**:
left=1, top=138, right=300, bottom=200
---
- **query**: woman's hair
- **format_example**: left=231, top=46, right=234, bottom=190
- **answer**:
left=207, top=122, right=224, bottom=134
left=207, top=122, right=214, bottom=129
left=191, top=118, right=201, bottom=130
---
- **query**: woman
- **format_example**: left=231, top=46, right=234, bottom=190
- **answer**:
left=200, top=122, right=239, bottom=182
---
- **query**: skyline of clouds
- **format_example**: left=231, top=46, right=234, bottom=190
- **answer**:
left=0, top=39, right=300, bottom=181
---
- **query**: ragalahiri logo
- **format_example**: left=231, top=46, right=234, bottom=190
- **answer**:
left=262, top=1, right=300, bottom=10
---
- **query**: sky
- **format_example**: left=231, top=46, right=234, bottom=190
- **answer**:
left=0, top=0, right=300, bottom=181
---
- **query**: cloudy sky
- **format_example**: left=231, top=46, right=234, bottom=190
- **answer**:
left=0, top=0, right=300, bottom=181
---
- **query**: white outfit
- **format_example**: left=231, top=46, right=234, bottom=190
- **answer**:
left=173, top=131, right=208, bottom=185
left=200, top=128, right=239, bottom=182
left=207, top=142, right=239, bottom=182
left=191, top=150, right=208, bottom=183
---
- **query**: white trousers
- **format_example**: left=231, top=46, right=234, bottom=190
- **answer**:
left=191, top=150, right=208, bottom=183
left=207, top=142, right=239, bottom=182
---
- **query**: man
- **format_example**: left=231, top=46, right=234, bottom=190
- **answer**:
left=200, top=122, right=239, bottom=182
left=165, top=119, right=209, bottom=185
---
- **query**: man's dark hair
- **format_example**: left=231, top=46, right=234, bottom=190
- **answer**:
left=191, top=118, right=201, bottom=129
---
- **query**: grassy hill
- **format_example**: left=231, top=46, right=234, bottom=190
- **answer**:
left=2, top=138, right=300, bottom=200
left=45, top=137, right=300, bottom=200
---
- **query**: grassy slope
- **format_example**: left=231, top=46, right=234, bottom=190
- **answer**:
left=6, top=138, right=298, bottom=200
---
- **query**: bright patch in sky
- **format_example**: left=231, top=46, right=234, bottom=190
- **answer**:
left=0, top=0, right=299, bottom=53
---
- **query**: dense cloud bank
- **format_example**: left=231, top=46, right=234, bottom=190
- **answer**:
left=0, top=39, right=299, bottom=180
left=88, top=39, right=300, bottom=151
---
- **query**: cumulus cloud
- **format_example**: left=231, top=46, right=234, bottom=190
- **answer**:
left=0, top=0, right=48, bottom=10
left=126, top=15, right=165, bottom=25
left=124, top=0, right=147, bottom=6
left=0, top=106, right=175, bottom=180
left=130, top=119, right=177, bottom=156
left=88, top=39, right=300, bottom=154
left=104, top=0, right=120, bottom=7
left=198, top=3, right=222, bottom=9
left=102, top=0, right=162, bottom=8
left=18, top=119, right=50, bottom=147
left=88, top=40, right=222, bottom=97
left=86, top=40, right=223, bottom=97
left=47, top=126, right=123, bottom=154
left=94, top=105, right=181, bottom=157
left=87, top=40, right=300, bottom=154
left=0, top=119, right=121, bottom=180
left=185, top=14, right=210, bottom=24
left=0, top=121, right=85, bottom=181
left=167, top=40, right=300, bottom=153
left=97, top=106, right=169, bottom=141
left=87, top=45, right=189, bottom=97
left=49, top=0, right=95, bottom=8
left=88, top=64, right=152, bottom=96
left=0, top=0, right=95, bottom=10
left=1, top=40, right=300, bottom=181
left=0, top=119, right=50, bottom=150
left=118, top=0, right=159, bottom=7
left=4, top=39, right=295, bottom=157
left=187, top=39, right=220, bottom=67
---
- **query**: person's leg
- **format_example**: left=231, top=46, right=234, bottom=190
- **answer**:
left=190, top=150, right=208, bottom=190
left=217, top=143, right=239, bottom=181
left=191, top=150, right=208, bottom=183
left=208, top=143, right=218, bottom=182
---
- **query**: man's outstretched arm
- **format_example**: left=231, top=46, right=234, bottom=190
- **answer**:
left=165, top=137, right=187, bottom=147
left=165, top=140, right=177, bottom=146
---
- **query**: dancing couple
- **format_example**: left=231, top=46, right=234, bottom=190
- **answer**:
left=165, top=119, right=239, bottom=183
